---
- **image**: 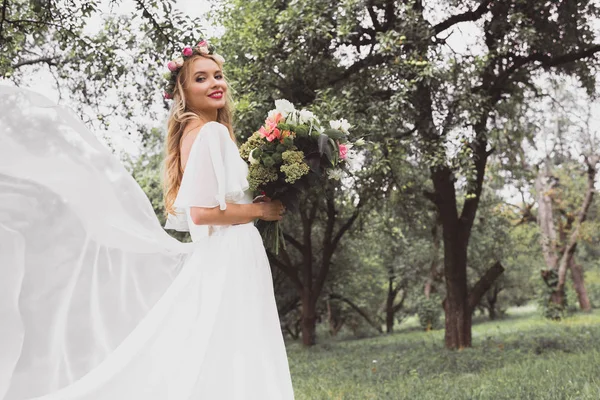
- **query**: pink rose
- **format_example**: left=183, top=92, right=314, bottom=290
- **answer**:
left=167, top=61, right=178, bottom=71
left=164, top=92, right=172, bottom=100
left=338, top=143, right=348, bottom=159
left=182, top=47, right=193, bottom=57
left=197, top=40, right=207, bottom=47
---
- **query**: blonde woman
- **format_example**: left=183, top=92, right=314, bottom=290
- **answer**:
left=0, top=41, right=295, bottom=399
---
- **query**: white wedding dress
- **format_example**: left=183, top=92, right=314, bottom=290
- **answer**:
left=0, top=86, right=295, bottom=399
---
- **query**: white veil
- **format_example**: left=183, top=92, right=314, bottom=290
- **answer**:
left=0, top=86, right=193, bottom=399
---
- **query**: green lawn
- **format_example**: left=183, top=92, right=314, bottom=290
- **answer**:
left=286, top=307, right=600, bottom=400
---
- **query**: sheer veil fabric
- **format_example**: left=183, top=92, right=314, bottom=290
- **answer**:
left=0, top=86, right=295, bottom=399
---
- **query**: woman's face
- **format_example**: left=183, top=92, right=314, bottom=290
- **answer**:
left=184, top=57, right=227, bottom=114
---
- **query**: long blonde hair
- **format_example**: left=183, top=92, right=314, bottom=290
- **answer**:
left=163, top=53, right=236, bottom=216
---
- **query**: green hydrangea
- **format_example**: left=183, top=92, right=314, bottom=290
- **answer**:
left=281, top=150, right=304, bottom=164
left=239, top=131, right=264, bottom=160
left=280, top=150, right=310, bottom=184
left=247, top=163, right=278, bottom=191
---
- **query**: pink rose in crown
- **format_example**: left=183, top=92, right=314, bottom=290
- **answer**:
left=338, top=143, right=348, bottom=159
left=164, top=92, right=173, bottom=100
left=197, top=40, right=207, bottom=47
left=167, top=61, right=178, bottom=72
left=182, top=47, right=193, bottom=57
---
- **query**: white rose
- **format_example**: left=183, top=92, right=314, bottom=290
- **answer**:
left=286, top=111, right=298, bottom=125
left=329, top=120, right=342, bottom=130
left=327, top=168, right=344, bottom=180
left=274, top=99, right=295, bottom=117
left=298, top=109, right=316, bottom=124
left=199, top=47, right=209, bottom=55
left=329, top=119, right=351, bottom=133
left=339, top=118, right=351, bottom=133
left=174, top=57, right=184, bottom=67
left=248, top=149, right=260, bottom=165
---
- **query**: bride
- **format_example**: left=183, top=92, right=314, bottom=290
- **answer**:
left=0, top=40, right=295, bottom=399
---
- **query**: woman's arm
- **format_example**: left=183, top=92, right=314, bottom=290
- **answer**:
left=190, top=200, right=284, bottom=226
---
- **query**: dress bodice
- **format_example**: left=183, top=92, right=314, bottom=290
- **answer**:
left=164, top=121, right=253, bottom=241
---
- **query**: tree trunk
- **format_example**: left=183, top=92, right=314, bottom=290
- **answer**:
left=442, top=237, right=471, bottom=349
left=326, top=298, right=344, bottom=336
left=301, top=288, right=317, bottom=346
left=385, top=277, right=395, bottom=333
left=554, top=155, right=598, bottom=306
left=485, top=284, right=502, bottom=320
left=385, top=277, right=398, bottom=333
left=535, top=169, right=559, bottom=270
left=424, top=217, right=441, bottom=299
left=488, top=303, right=497, bottom=320
left=570, top=259, right=592, bottom=312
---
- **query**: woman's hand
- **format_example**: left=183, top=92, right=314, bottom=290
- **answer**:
left=258, top=199, right=285, bottom=221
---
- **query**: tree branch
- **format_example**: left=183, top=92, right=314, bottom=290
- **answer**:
left=283, top=232, right=304, bottom=253
left=329, top=293, right=383, bottom=333
left=467, top=261, right=505, bottom=312
left=12, top=56, right=59, bottom=69
left=332, top=201, right=363, bottom=251
left=433, top=0, right=493, bottom=35
left=328, top=54, right=394, bottom=86
left=494, top=44, right=600, bottom=90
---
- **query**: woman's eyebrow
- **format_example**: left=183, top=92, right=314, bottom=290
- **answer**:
left=194, top=70, right=221, bottom=76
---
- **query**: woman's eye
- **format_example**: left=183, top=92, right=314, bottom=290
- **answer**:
left=196, top=74, right=222, bottom=82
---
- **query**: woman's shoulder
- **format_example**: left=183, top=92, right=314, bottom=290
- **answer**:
left=200, top=121, right=230, bottom=137
left=183, top=121, right=229, bottom=149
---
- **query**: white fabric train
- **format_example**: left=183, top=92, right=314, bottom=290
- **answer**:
left=0, top=86, right=295, bottom=399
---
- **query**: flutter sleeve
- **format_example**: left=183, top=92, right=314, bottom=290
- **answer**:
left=167, top=121, right=249, bottom=229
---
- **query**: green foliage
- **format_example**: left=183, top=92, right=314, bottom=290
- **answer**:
left=416, top=295, right=443, bottom=331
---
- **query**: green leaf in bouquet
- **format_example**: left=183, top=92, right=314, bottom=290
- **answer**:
left=272, top=152, right=283, bottom=163
left=277, top=123, right=291, bottom=131
left=323, top=128, right=345, bottom=140
left=293, top=125, right=308, bottom=137
left=329, top=137, right=339, bottom=166
left=262, top=155, right=275, bottom=167
left=276, top=143, right=287, bottom=153
left=283, top=136, right=294, bottom=146
left=317, top=134, right=332, bottom=160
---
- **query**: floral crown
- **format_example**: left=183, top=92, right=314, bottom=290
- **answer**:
left=162, top=39, right=225, bottom=99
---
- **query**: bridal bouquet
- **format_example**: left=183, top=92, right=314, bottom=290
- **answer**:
left=239, top=99, right=360, bottom=254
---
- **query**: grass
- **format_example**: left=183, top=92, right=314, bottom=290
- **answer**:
left=286, top=306, right=600, bottom=400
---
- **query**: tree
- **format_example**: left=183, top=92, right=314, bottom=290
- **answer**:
left=214, top=0, right=600, bottom=349
left=396, top=0, right=599, bottom=348
left=1, top=0, right=203, bottom=134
